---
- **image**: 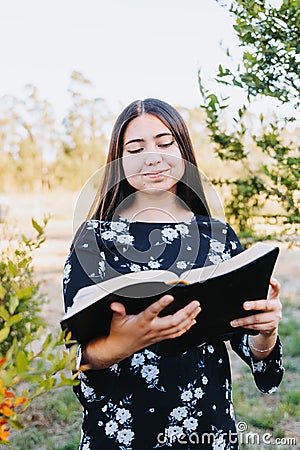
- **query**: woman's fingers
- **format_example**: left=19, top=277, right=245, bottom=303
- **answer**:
left=141, top=295, right=201, bottom=337
left=243, top=298, right=279, bottom=312
left=142, top=295, right=175, bottom=320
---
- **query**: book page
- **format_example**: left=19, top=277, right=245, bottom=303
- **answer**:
left=180, top=243, right=276, bottom=284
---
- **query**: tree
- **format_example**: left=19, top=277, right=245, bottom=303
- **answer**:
left=55, top=71, right=111, bottom=190
left=216, top=0, right=300, bottom=108
left=198, top=0, right=300, bottom=244
left=0, top=86, right=60, bottom=192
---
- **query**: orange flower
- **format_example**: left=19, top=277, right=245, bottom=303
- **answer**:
left=0, top=423, right=10, bottom=442
left=15, top=396, right=27, bottom=406
left=0, top=401, right=14, bottom=418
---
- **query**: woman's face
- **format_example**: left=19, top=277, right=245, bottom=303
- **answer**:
left=122, top=114, right=184, bottom=194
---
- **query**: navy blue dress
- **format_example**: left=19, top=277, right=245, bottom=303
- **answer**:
left=63, top=215, right=284, bottom=450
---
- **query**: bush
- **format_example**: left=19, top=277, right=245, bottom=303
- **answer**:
left=0, top=219, right=78, bottom=445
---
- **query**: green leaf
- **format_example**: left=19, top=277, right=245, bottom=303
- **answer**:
left=6, top=313, right=23, bottom=327
left=31, top=218, right=44, bottom=235
left=9, top=295, right=19, bottom=315
left=0, top=284, right=6, bottom=299
left=42, top=333, right=52, bottom=351
left=0, top=326, right=10, bottom=343
left=16, top=350, right=29, bottom=373
left=0, top=305, right=10, bottom=321
left=8, top=419, right=24, bottom=431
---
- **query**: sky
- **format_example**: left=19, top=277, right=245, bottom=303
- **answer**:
left=0, top=0, right=242, bottom=119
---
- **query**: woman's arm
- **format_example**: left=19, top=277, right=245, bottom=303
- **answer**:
left=81, top=295, right=201, bottom=370
left=230, top=278, right=282, bottom=360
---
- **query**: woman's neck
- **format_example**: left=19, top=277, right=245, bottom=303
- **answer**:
left=117, top=191, right=193, bottom=222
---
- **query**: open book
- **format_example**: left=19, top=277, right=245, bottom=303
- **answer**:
left=61, top=243, right=279, bottom=355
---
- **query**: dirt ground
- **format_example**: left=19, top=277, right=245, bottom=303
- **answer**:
left=4, top=191, right=300, bottom=329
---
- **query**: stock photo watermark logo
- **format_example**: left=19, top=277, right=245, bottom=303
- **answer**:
left=156, top=421, right=297, bottom=447
left=71, top=157, right=227, bottom=299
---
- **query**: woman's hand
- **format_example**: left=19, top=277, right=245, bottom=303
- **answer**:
left=230, top=278, right=282, bottom=359
left=82, top=295, right=201, bottom=370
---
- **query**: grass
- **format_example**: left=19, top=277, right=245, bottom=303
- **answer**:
left=11, top=388, right=82, bottom=450
left=9, top=303, right=300, bottom=449
left=232, top=303, right=300, bottom=449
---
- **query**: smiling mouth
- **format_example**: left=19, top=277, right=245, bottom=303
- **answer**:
left=143, top=170, right=169, bottom=176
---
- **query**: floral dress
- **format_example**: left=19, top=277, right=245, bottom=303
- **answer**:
left=63, top=215, right=284, bottom=450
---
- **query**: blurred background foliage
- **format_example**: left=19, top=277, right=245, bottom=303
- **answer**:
left=0, top=63, right=298, bottom=244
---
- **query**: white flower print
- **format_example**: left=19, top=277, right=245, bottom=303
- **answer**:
left=187, top=245, right=192, bottom=251
left=194, top=387, right=204, bottom=399
left=117, top=429, right=135, bottom=446
left=170, top=406, right=188, bottom=421
left=130, top=263, right=141, bottom=272
left=116, top=408, right=131, bottom=424
left=221, top=253, right=231, bottom=261
left=148, top=259, right=161, bottom=269
left=81, top=435, right=91, bottom=450
left=141, top=364, right=159, bottom=383
left=102, top=230, right=117, bottom=240
left=117, top=234, right=134, bottom=245
left=144, top=349, right=158, bottom=360
left=209, top=254, right=222, bottom=264
left=167, top=425, right=184, bottom=442
left=183, top=417, right=198, bottom=432
left=230, top=240, right=237, bottom=250
left=229, top=403, right=234, bottom=419
left=63, top=262, right=71, bottom=284
left=131, top=353, right=145, bottom=368
left=161, top=227, right=179, bottom=242
left=109, top=363, right=120, bottom=374
left=175, top=224, right=189, bottom=235
left=98, top=396, right=134, bottom=448
left=80, top=380, right=96, bottom=402
left=111, top=221, right=127, bottom=232
left=212, top=433, right=226, bottom=450
left=210, top=240, right=225, bottom=253
left=98, top=260, right=105, bottom=275
left=202, top=376, right=208, bottom=385
left=241, top=334, right=251, bottom=357
left=105, top=420, right=118, bottom=436
left=207, top=345, right=215, bottom=354
left=86, top=220, right=98, bottom=229
left=181, top=390, right=193, bottom=402
left=130, top=350, right=164, bottom=390
left=267, top=386, right=278, bottom=394
left=176, top=260, right=188, bottom=270
left=253, top=360, right=267, bottom=373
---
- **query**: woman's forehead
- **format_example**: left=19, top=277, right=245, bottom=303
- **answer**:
left=124, top=114, right=172, bottom=140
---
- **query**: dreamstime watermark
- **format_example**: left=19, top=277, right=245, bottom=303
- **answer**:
left=156, top=421, right=297, bottom=447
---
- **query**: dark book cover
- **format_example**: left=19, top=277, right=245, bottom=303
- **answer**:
left=61, top=245, right=279, bottom=355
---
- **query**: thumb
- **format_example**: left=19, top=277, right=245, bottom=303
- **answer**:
left=268, top=277, right=280, bottom=299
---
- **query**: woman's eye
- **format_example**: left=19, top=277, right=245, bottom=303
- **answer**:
left=127, top=148, right=143, bottom=153
left=158, top=141, right=174, bottom=148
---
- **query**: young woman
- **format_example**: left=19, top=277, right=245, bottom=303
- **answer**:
left=63, top=98, right=283, bottom=450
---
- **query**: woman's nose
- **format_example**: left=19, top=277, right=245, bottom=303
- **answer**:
left=144, top=151, right=163, bottom=166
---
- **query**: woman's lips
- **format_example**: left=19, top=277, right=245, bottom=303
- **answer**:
left=143, top=170, right=169, bottom=179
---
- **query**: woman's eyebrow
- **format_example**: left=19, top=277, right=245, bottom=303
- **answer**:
left=124, top=138, right=144, bottom=146
left=155, top=132, right=173, bottom=139
left=124, top=133, right=173, bottom=146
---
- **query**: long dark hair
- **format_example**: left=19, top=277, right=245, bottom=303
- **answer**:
left=88, top=98, right=210, bottom=220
